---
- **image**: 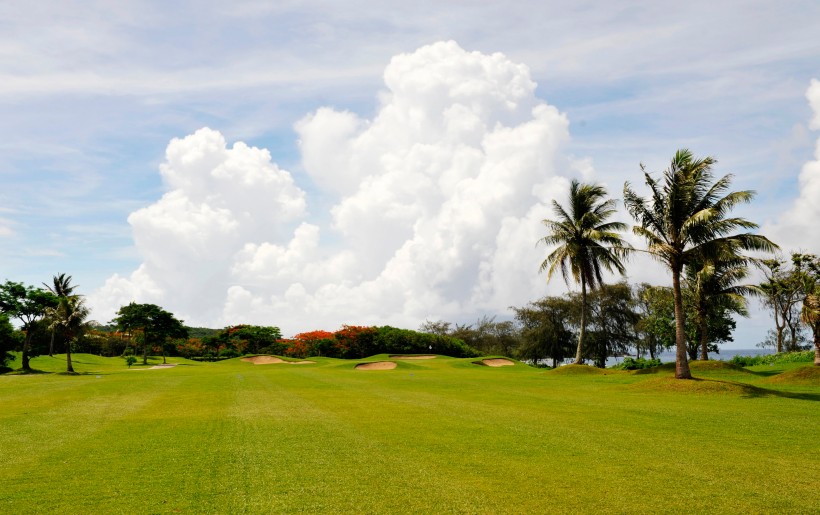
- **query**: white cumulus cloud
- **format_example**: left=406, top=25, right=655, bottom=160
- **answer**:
left=90, top=41, right=582, bottom=334
left=765, top=79, right=820, bottom=254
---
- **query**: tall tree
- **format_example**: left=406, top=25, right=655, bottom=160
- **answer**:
left=581, top=282, right=640, bottom=368
left=623, top=149, right=776, bottom=379
left=634, top=284, right=676, bottom=360
left=112, top=303, right=187, bottom=365
left=793, top=253, right=820, bottom=366
left=539, top=180, right=630, bottom=364
left=43, top=273, right=78, bottom=357
left=512, top=296, right=575, bottom=368
left=686, top=253, right=758, bottom=360
left=757, top=258, right=804, bottom=353
left=0, top=282, right=58, bottom=372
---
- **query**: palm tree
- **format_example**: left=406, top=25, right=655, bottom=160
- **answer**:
left=43, top=273, right=78, bottom=357
left=686, top=253, right=759, bottom=360
left=49, top=296, right=90, bottom=373
left=623, top=149, right=776, bottom=379
left=539, top=180, right=630, bottom=364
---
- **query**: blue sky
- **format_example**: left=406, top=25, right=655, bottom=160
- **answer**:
left=2, top=1, right=819, bottom=346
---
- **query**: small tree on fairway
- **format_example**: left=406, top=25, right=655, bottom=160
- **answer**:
left=49, top=295, right=91, bottom=373
left=539, top=180, right=630, bottom=364
left=0, top=282, right=58, bottom=372
left=623, top=149, right=776, bottom=379
left=43, top=273, right=78, bottom=357
left=112, top=303, right=187, bottom=365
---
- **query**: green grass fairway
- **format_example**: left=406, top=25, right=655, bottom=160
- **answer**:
left=1, top=355, right=818, bottom=514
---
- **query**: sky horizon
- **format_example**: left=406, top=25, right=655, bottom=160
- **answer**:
left=2, top=2, right=819, bottom=348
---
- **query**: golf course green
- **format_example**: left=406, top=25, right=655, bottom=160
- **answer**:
left=1, top=353, right=817, bottom=514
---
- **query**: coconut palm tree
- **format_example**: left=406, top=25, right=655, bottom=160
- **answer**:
left=539, top=180, right=630, bottom=364
left=49, top=295, right=90, bottom=373
left=686, top=253, right=760, bottom=360
left=623, top=149, right=776, bottom=379
left=43, top=273, right=78, bottom=357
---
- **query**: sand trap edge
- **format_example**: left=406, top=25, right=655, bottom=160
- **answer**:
left=355, top=361, right=397, bottom=370
left=474, top=358, right=515, bottom=367
left=241, top=356, right=314, bottom=365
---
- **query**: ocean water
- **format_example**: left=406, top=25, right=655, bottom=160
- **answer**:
left=606, top=348, right=775, bottom=368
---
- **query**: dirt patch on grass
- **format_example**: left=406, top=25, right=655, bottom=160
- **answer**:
left=150, top=364, right=177, bottom=370
left=355, top=361, right=397, bottom=370
left=474, top=358, right=515, bottom=367
left=241, top=356, right=314, bottom=365
left=389, top=355, right=437, bottom=360
left=764, top=366, right=820, bottom=386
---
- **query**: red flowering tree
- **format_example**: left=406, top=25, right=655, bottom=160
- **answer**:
left=334, top=325, right=377, bottom=358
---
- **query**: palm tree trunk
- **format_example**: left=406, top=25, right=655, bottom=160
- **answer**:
left=49, top=330, right=55, bottom=357
left=699, top=306, right=709, bottom=361
left=22, top=331, right=32, bottom=372
left=66, top=340, right=74, bottom=373
left=143, top=331, right=149, bottom=365
left=813, top=328, right=820, bottom=366
left=574, top=277, right=587, bottom=364
left=672, top=267, right=692, bottom=379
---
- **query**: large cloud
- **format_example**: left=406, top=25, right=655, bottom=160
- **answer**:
left=90, top=41, right=580, bottom=334
left=765, top=79, right=820, bottom=253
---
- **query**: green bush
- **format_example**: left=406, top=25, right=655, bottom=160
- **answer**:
left=612, top=357, right=662, bottom=370
left=218, top=348, right=241, bottom=358
left=729, top=351, right=813, bottom=367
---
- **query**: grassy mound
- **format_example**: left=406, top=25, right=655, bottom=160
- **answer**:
left=632, top=360, right=756, bottom=377
left=690, top=360, right=750, bottom=373
left=632, top=363, right=675, bottom=375
left=764, top=365, right=820, bottom=386
left=629, top=377, right=766, bottom=395
left=551, top=364, right=609, bottom=375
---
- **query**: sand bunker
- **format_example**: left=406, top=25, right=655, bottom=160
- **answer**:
left=355, top=361, right=397, bottom=370
left=389, top=355, right=436, bottom=360
left=240, top=356, right=314, bottom=365
left=478, top=358, right=515, bottom=367
left=130, top=363, right=177, bottom=371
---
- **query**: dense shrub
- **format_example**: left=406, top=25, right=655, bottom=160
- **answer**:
left=729, top=351, right=813, bottom=367
left=612, top=357, right=662, bottom=370
left=276, top=325, right=479, bottom=359
left=218, top=348, right=241, bottom=359
left=373, top=326, right=479, bottom=358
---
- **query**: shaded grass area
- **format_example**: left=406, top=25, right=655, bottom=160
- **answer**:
left=0, top=354, right=817, bottom=514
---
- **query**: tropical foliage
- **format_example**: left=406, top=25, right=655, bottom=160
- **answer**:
left=539, top=180, right=630, bottom=364
left=623, top=149, right=776, bottom=378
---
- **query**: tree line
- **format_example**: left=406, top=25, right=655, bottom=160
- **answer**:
left=1, top=149, right=818, bottom=375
